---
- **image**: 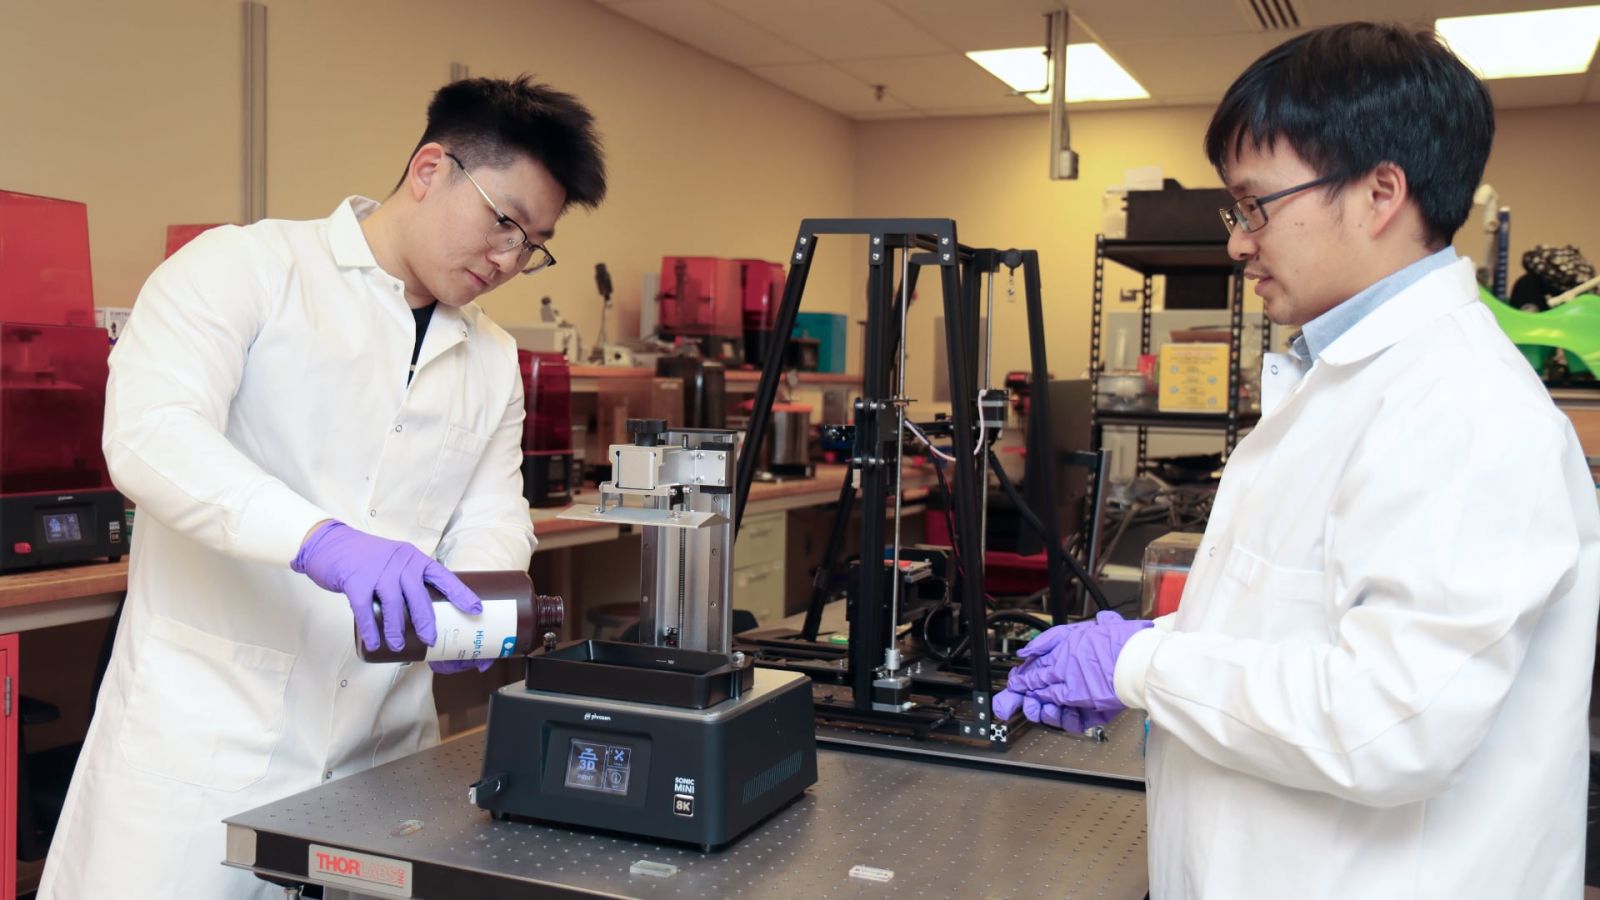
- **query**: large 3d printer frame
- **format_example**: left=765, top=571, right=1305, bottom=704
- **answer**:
left=732, top=219, right=1110, bottom=747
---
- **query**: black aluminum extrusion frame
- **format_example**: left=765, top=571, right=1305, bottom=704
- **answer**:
left=733, top=219, right=1078, bottom=745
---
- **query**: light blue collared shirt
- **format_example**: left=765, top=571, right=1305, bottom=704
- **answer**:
left=1290, top=246, right=1458, bottom=362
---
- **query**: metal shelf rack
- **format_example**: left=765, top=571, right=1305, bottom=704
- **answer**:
left=1089, top=235, right=1270, bottom=472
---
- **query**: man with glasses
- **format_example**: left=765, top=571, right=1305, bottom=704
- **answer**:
left=41, top=76, right=606, bottom=899
left=996, top=22, right=1598, bottom=898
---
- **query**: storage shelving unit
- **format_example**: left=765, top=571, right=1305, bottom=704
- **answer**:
left=1089, top=235, right=1270, bottom=472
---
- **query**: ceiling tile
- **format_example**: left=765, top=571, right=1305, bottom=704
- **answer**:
left=749, top=61, right=914, bottom=115
left=1294, top=0, right=1428, bottom=28
left=1430, top=0, right=1573, bottom=18
left=834, top=53, right=1043, bottom=109
left=607, top=0, right=815, bottom=66
left=855, top=108, right=948, bottom=120
left=596, top=0, right=1600, bottom=120
left=1104, top=34, right=1275, bottom=98
left=881, top=0, right=1068, bottom=52
left=1483, top=72, right=1588, bottom=109
left=1070, top=0, right=1261, bottom=42
left=712, top=0, right=949, bottom=60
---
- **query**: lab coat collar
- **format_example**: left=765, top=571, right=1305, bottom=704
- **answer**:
left=327, top=196, right=477, bottom=364
left=327, top=196, right=384, bottom=269
left=415, top=301, right=473, bottom=372
left=1316, top=258, right=1477, bottom=367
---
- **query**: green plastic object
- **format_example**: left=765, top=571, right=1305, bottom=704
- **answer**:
left=1478, top=285, right=1600, bottom=376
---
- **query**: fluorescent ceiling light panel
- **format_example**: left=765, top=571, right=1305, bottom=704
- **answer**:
left=966, top=44, right=1149, bottom=103
left=1435, top=5, right=1600, bottom=79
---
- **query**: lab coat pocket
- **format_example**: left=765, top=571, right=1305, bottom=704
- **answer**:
left=1220, top=545, right=1333, bottom=643
left=117, top=615, right=294, bottom=792
left=417, top=425, right=492, bottom=529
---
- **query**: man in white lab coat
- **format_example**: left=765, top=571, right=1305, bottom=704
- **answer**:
left=995, top=23, right=1600, bottom=898
left=39, top=76, right=606, bottom=898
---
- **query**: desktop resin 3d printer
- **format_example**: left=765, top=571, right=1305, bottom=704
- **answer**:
left=0, top=190, right=124, bottom=572
left=472, top=420, right=816, bottom=850
left=519, top=349, right=574, bottom=507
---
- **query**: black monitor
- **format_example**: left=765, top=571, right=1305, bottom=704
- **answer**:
left=988, top=379, right=1091, bottom=556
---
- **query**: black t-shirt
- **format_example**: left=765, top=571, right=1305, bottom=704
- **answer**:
left=409, top=302, right=436, bottom=384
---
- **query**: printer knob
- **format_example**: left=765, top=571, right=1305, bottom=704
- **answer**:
left=628, top=418, right=668, bottom=446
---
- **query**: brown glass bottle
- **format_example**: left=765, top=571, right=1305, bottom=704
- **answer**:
left=356, top=570, right=566, bottom=664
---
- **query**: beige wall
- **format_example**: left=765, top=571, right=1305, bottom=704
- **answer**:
left=853, top=103, right=1600, bottom=411
left=854, top=107, right=1223, bottom=411
left=0, top=0, right=857, bottom=345
left=1477, top=104, right=1600, bottom=280
left=3, top=2, right=1597, bottom=401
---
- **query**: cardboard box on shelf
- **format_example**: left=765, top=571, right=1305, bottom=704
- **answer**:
left=1157, top=343, right=1230, bottom=412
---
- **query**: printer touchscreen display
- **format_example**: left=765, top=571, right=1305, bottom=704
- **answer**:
left=563, top=739, right=632, bottom=795
left=43, top=512, right=83, bottom=543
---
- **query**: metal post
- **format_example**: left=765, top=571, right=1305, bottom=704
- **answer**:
left=979, top=258, right=995, bottom=566
left=800, top=467, right=857, bottom=642
left=1226, top=268, right=1245, bottom=457
left=937, top=249, right=992, bottom=700
left=1019, top=250, right=1069, bottom=623
left=851, top=237, right=892, bottom=710
left=735, top=227, right=815, bottom=531
left=886, top=245, right=912, bottom=672
left=241, top=1, right=268, bottom=224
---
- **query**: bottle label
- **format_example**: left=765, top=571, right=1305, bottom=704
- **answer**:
left=427, top=597, right=520, bottom=663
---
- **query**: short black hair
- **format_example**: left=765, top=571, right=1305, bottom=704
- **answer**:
left=1204, top=22, right=1493, bottom=247
left=398, top=75, right=606, bottom=210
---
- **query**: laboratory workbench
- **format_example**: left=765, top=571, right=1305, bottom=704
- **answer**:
left=0, top=464, right=936, bottom=633
left=0, top=560, right=128, bottom=632
left=223, top=729, right=1149, bottom=899
left=568, top=364, right=860, bottom=395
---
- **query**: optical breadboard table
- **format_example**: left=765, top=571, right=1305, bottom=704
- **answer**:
left=225, top=732, right=1148, bottom=898
left=814, top=708, right=1148, bottom=787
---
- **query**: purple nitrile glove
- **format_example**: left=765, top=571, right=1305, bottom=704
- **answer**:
left=1012, top=610, right=1152, bottom=692
left=993, top=685, right=1123, bottom=732
left=292, top=521, right=481, bottom=653
left=993, top=687, right=1025, bottom=721
left=429, top=659, right=494, bottom=675
left=1032, top=696, right=1122, bottom=733
left=1013, top=621, right=1082, bottom=661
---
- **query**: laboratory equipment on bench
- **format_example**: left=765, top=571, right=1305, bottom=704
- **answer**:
left=0, top=190, right=124, bottom=572
left=731, top=221, right=1111, bottom=748
left=738, top=258, right=785, bottom=368
left=471, top=420, right=817, bottom=851
left=655, top=355, right=727, bottom=429
left=506, top=296, right=582, bottom=363
left=656, top=257, right=743, bottom=362
left=739, top=398, right=814, bottom=482
left=519, top=350, right=575, bottom=507
left=1139, top=531, right=1199, bottom=619
left=791, top=311, right=848, bottom=374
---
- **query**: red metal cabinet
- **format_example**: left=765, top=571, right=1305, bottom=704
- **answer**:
left=0, top=631, right=16, bottom=900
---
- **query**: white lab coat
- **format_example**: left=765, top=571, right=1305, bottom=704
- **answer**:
left=39, top=198, right=536, bottom=899
left=1113, top=258, right=1600, bottom=899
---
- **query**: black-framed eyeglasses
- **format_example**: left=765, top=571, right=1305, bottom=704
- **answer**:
left=445, top=152, right=556, bottom=275
left=1219, top=173, right=1344, bottom=235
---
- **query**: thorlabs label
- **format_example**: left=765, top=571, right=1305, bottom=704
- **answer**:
left=308, top=844, right=412, bottom=897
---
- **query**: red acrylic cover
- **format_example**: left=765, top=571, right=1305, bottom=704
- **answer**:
left=165, top=223, right=226, bottom=259
left=519, top=350, right=572, bottom=453
left=736, top=259, right=786, bottom=332
left=0, top=190, right=96, bottom=327
left=0, top=323, right=114, bottom=494
left=657, top=257, right=742, bottom=337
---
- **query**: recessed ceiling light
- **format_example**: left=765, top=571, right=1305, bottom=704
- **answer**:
left=1435, top=5, right=1600, bottom=79
left=966, top=44, right=1149, bottom=104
